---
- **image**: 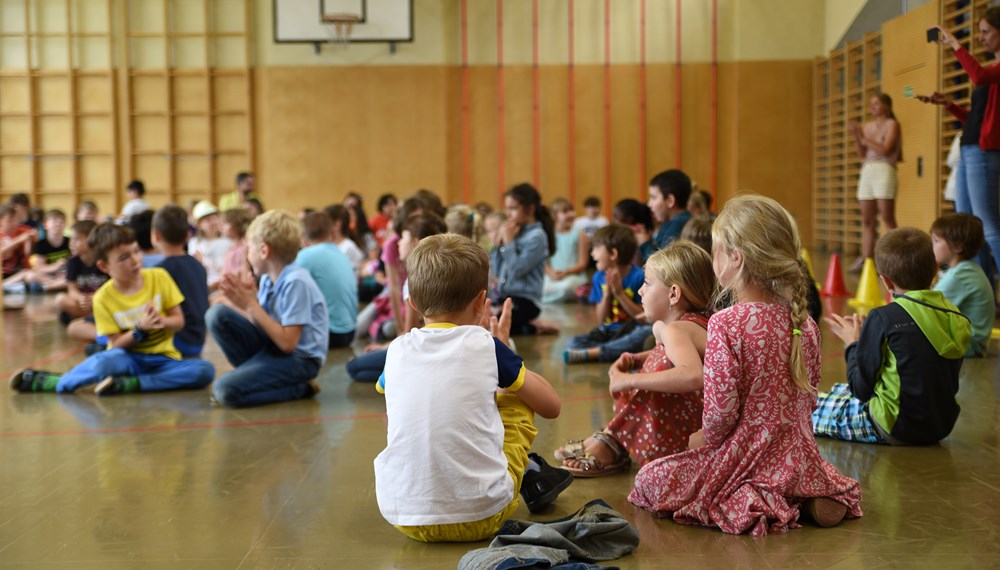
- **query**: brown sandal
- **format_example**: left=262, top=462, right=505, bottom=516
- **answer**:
left=562, top=432, right=631, bottom=478
left=804, top=497, right=848, bottom=528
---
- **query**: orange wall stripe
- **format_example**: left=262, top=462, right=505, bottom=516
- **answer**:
left=675, top=0, right=682, bottom=168
left=532, top=0, right=541, bottom=187
left=603, top=0, right=612, bottom=213
left=639, top=0, right=648, bottom=195
left=497, top=0, right=506, bottom=202
left=461, top=0, right=471, bottom=204
left=568, top=0, right=576, bottom=204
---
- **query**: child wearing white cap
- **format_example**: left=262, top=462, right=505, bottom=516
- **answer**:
left=188, top=200, right=233, bottom=288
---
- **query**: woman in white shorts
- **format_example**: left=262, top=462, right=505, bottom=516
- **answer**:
left=849, top=93, right=901, bottom=272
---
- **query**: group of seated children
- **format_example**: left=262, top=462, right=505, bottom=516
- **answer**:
left=4, top=168, right=991, bottom=540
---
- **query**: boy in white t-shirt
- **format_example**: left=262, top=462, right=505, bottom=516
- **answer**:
left=374, top=234, right=570, bottom=542
left=571, top=196, right=609, bottom=238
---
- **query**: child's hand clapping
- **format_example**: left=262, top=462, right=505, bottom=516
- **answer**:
left=139, top=301, right=163, bottom=330
left=498, top=219, right=520, bottom=246
left=824, top=313, right=864, bottom=345
left=220, top=272, right=259, bottom=311
left=688, top=429, right=707, bottom=450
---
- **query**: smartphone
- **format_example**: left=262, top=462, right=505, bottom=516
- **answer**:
left=927, top=27, right=940, bottom=43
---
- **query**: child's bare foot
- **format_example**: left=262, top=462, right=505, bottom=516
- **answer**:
left=555, top=432, right=630, bottom=477
left=531, top=319, right=560, bottom=335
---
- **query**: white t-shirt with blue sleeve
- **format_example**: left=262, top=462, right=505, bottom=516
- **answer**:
left=374, top=323, right=526, bottom=526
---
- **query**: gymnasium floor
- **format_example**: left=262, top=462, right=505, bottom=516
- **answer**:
left=2, top=267, right=1000, bottom=568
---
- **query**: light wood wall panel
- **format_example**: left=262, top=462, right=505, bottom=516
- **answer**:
left=254, top=66, right=451, bottom=212
left=255, top=60, right=816, bottom=233
left=882, top=0, right=940, bottom=233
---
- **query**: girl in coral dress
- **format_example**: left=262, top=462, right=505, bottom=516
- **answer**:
left=556, top=240, right=716, bottom=476
left=629, top=195, right=862, bottom=535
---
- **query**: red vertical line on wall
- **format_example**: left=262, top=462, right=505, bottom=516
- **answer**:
left=497, top=0, right=506, bottom=201
left=461, top=0, right=471, bottom=204
left=532, top=0, right=541, bottom=187
left=568, top=0, right=576, bottom=203
left=603, top=0, right=612, bottom=212
left=675, top=0, right=682, bottom=167
left=639, top=0, right=648, bottom=195
left=710, top=0, right=718, bottom=198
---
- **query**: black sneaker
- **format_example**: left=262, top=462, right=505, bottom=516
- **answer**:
left=8, top=369, right=60, bottom=393
left=84, top=343, right=107, bottom=357
left=520, top=452, right=573, bottom=513
left=94, top=376, right=141, bottom=396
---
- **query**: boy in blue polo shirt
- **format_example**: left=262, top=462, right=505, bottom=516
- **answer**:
left=206, top=210, right=328, bottom=407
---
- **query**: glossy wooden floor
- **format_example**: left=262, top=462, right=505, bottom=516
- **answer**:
left=2, top=273, right=1000, bottom=568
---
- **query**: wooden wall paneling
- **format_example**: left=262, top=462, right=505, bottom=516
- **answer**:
left=504, top=65, right=536, bottom=192
left=843, top=40, right=864, bottom=250
left=124, top=0, right=252, bottom=208
left=828, top=48, right=847, bottom=252
left=939, top=0, right=977, bottom=214
left=680, top=63, right=713, bottom=198
left=645, top=63, right=676, bottom=191
left=882, top=0, right=940, bottom=233
left=572, top=65, right=605, bottom=210
left=609, top=64, right=641, bottom=209
left=814, top=57, right=830, bottom=251
left=469, top=66, right=499, bottom=208
left=733, top=61, right=815, bottom=243
left=538, top=65, right=570, bottom=203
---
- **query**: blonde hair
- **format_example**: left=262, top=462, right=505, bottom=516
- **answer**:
left=246, top=210, right=301, bottom=264
left=711, top=194, right=813, bottom=392
left=550, top=197, right=573, bottom=213
left=680, top=215, right=713, bottom=254
left=444, top=204, right=484, bottom=243
left=645, top=240, right=716, bottom=312
left=407, top=234, right=489, bottom=317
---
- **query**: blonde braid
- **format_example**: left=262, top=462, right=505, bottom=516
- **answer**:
left=788, top=259, right=814, bottom=393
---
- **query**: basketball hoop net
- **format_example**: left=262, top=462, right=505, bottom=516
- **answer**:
left=322, top=13, right=360, bottom=49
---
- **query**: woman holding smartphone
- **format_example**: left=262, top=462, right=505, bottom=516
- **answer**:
left=848, top=94, right=901, bottom=273
left=921, top=10, right=1000, bottom=275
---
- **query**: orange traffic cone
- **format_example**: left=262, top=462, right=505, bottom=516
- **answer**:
left=848, top=258, right=887, bottom=315
left=821, top=253, right=851, bottom=297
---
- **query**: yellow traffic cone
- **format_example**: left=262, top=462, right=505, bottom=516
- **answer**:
left=800, top=248, right=821, bottom=289
left=848, top=258, right=886, bottom=315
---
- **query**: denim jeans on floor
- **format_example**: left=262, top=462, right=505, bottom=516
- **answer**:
left=56, top=348, right=215, bottom=393
left=955, top=145, right=1000, bottom=276
left=346, top=349, right=387, bottom=383
left=207, top=304, right=320, bottom=408
left=565, top=323, right=653, bottom=362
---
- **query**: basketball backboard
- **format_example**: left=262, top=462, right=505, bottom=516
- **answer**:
left=273, top=0, right=413, bottom=44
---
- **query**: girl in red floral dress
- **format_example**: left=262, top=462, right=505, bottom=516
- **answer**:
left=555, top=240, right=716, bottom=476
left=629, top=195, right=862, bottom=535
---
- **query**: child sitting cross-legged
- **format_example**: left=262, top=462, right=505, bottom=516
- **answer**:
left=206, top=210, right=329, bottom=408
left=9, top=223, right=216, bottom=396
left=563, top=224, right=649, bottom=364
left=930, top=213, right=993, bottom=357
left=375, top=234, right=569, bottom=542
left=814, top=227, right=971, bottom=445
left=555, top=240, right=715, bottom=477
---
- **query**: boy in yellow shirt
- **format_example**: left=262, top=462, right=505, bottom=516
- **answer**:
left=9, top=223, right=215, bottom=395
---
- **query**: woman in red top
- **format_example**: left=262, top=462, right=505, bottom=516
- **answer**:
left=921, top=11, right=1000, bottom=274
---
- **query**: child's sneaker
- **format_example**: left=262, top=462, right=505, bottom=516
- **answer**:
left=563, top=349, right=591, bottom=364
left=520, top=452, right=573, bottom=513
left=94, top=375, right=140, bottom=396
left=303, top=379, right=322, bottom=399
left=8, top=369, right=60, bottom=393
left=84, top=342, right=107, bottom=357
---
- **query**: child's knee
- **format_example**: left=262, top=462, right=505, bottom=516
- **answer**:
left=212, top=377, right=241, bottom=407
left=205, top=304, right=231, bottom=331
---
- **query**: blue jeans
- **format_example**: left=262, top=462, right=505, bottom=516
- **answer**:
left=207, top=305, right=321, bottom=408
left=955, top=145, right=1000, bottom=275
left=55, top=348, right=215, bottom=393
left=346, top=349, right=387, bottom=382
left=565, top=323, right=653, bottom=362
